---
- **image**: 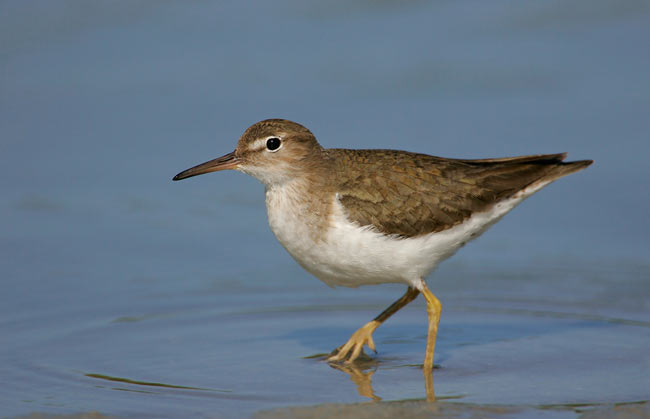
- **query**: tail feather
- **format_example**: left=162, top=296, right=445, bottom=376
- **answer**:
left=544, top=158, right=593, bottom=182
left=452, top=154, right=593, bottom=202
left=460, top=153, right=569, bottom=165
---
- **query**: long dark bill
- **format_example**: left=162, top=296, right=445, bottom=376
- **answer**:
left=172, top=151, right=239, bottom=181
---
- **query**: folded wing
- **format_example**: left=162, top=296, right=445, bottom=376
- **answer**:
left=330, top=149, right=592, bottom=238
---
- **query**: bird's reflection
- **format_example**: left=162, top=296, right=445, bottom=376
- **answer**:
left=324, top=353, right=436, bottom=402
left=328, top=362, right=381, bottom=401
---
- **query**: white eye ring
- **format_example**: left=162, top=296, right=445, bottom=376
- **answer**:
left=265, top=137, right=282, bottom=152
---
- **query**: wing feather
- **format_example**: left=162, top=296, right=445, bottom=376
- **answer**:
left=328, top=149, right=591, bottom=237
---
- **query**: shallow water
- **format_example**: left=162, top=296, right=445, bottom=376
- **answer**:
left=1, top=1, right=649, bottom=418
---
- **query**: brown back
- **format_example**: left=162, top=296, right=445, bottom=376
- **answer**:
left=329, top=149, right=592, bottom=237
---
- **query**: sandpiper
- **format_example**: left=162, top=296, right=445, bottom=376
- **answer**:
left=173, top=119, right=592, bottom=373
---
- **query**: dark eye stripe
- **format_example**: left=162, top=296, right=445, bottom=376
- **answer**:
left=266, top=137, right=281, bottom=151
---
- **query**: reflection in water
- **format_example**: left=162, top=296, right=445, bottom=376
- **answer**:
left=326, top=359, right=436, bottom=402
left=329, top=363, right=381, bottom=401
left=85, top=373, right=230, bottom=393
left=425, top=370, right=435, bottom=402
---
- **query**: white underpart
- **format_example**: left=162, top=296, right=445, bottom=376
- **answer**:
left=266, top=179, right=553, bottom=289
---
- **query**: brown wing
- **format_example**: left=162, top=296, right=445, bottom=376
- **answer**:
left=329, top=149, right=592, bottom=237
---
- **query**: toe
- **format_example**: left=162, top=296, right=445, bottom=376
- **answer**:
left=367, top=335, right=376, bottom=353
left=347, top=343, right=364, bottom=363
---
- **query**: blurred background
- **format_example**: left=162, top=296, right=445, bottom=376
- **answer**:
left=1, top=1, right=648, bottom=417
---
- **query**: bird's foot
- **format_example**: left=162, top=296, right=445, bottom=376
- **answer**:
left=327, top=320, right=379, bottom=364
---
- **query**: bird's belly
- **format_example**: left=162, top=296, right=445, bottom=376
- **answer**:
left=265, top=187, right=413, bottom=287
left=312, top=222, right=460, bottom=288
left=266, top=200, right=467, bottom=288
left=266, top=186, right=532, bottom=289
left=271, top=217, right=470, bottom=288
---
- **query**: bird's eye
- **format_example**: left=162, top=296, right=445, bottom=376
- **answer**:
left=266, top=137, right=281, bottom=151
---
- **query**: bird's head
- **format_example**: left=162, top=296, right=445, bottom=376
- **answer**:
left=173, top=119, right=324, bottom=187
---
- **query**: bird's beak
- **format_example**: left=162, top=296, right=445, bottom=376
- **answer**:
left=172, top=151, right=240, bottom=181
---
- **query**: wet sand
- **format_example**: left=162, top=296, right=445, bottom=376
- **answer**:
left=256, top=401, right=650, bottom=419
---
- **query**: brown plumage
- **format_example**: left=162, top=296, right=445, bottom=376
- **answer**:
left=329, top=149, right=593, bottom=237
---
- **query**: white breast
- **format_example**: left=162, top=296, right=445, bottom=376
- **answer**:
left=266, top=180, right=552, bottom=289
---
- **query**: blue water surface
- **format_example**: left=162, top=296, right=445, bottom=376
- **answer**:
left=1, top=1, right=649, bottom=417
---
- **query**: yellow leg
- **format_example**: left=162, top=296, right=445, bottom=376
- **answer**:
left=328, top=287, right=420, bottom=364
left=420, top=281, right=442, bottom=373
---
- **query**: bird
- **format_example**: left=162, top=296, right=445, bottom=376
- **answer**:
left=172, top=118, right=593, bottom=373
